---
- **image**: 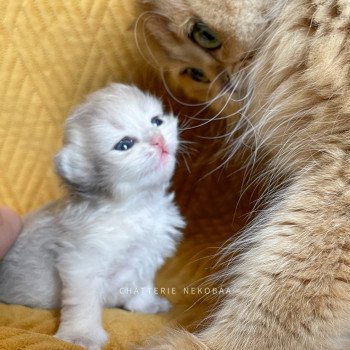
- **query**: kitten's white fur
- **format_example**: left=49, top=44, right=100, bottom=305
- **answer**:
left=0, top=84, right=185, bottom=350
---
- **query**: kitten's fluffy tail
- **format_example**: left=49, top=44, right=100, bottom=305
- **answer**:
left=137, top=329, right=209, bottom=350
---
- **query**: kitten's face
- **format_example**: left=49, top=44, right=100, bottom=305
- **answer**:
left=137, top=0, right=270, bottom=108
left=56, top=84, right=178, bottom=196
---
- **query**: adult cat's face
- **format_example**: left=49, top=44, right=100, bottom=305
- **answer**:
left=137, top=0, right=270, bottom=108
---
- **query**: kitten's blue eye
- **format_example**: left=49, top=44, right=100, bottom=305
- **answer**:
left=151, top=116, right=163, bottom=127
left=114, top=137, right=135, bottom=151
left=190, top=22, right=221, bottom=50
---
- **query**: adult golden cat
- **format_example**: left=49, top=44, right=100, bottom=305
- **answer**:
left=137, top=0, right=350, bottom=349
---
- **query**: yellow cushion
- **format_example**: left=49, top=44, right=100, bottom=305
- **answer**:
left=0, top=1, right=241, bottom=349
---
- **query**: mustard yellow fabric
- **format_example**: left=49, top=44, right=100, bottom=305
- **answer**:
left=0, top=1, right=243, bottom=349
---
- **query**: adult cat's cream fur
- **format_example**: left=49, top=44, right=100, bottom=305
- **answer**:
left=137, top=0, right=350, bottom=349
left=0, top=84, right=185, bottom=350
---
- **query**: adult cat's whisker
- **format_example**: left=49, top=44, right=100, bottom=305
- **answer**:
left=161, top=66, right=242, bottom=113
left=209, top=233, right=245, bottom=270
left=240, top=139, right=317, bottom=217
left=177, top=118, right=198, bottom=132
left=196, top=132, right=234, bottom=141
left=226, top=105, right=259, bottom=152
left=182, top=86, right=242, bottom=132
left=243, top=105, right=315, bottom=179
left=178, top=139, right=196, bottom=146
left=160, top=70, right=214, bottom=108
left=237, top=166, right=279, bottom=216
left=169, top=69, right=246, bottom=126
left=177, top=138, right=197, bottom=155
left=177, top=152, right=191, bottom=174
left=228, top=74, right=253, bottom=104
left=179, top=147, right=196, bottom=157
left=177, top=144, right=195, bottom=157
left=206, top=69, right=232, bottom=100
left=178, top=88, right=236, bottom=123
left=134, top=11, right=165, bottom=70
left=198, top=150, right=237, bottom=181
left=134, top=11, right=191, bottom=73
left=178, top=108, right=237, bottom=124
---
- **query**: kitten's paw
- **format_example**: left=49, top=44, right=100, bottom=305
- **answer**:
left=55, top=327, right=108, bottom=350
left=125, top=295, right=171, bottom=314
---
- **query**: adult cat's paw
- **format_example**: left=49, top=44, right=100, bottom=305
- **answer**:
left=55, top=327, right=108, bottom=350
left=125, top=295, right=171, bottom=314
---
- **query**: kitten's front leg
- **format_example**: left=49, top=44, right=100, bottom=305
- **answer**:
left=140, top=158, right=350, bottom=349
left=55, top=268, right=108, bottom=350
left=124, top=284, right=171, bottom=314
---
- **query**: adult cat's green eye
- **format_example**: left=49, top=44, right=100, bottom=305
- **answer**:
left=190, top=22, right=221, bottom=50
left=183, top=67, right=210, bottom=83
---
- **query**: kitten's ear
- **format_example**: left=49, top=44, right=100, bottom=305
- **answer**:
left=54, top=146, right=96, bottom=195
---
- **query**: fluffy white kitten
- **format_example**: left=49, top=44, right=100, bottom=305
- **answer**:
left=0, top=84, right=185, bottom=350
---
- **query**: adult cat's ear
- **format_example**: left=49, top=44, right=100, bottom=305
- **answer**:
left=54, top=146, right=96, bottom=196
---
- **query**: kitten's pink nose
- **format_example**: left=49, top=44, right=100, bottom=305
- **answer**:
left=150, top=134, right=168, bottom=153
